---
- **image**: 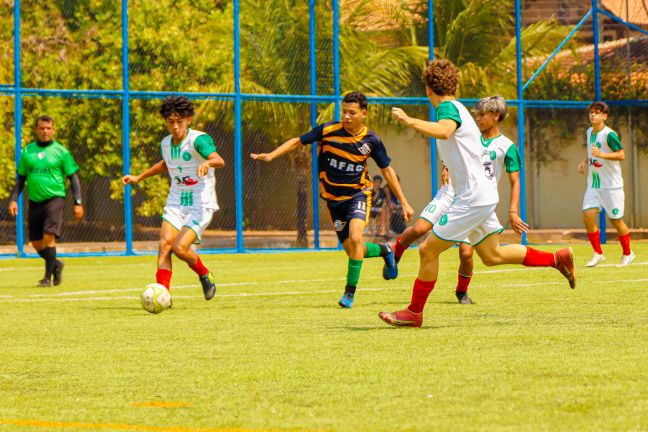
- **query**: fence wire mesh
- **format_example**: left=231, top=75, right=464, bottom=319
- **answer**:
left=1, top=0, right=648, bottom=257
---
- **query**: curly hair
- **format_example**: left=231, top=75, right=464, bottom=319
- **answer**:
left=473, top=96, right=508, bottom=122
left=422, top=59, right=459, bottom=96
left=160, top=95, right=195, bottom=118
left=343, top=91, right=368, bottom=109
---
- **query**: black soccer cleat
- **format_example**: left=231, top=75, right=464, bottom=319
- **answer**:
left=53, top=260, right=65, bottom=286
left=456, top=292, right=474, bottom=305
left=200, top=271, right=216, bottom=300
left=37, top=278, right=51, bottom=287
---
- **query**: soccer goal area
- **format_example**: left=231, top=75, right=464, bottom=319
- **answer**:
left=1, top=0, right=647, bottom=258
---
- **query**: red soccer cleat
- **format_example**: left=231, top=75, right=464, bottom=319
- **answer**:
left=554, top=247, right=576, bottom=289
left=378, top=308, right=423, bottom=328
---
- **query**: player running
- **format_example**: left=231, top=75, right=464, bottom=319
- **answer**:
left=122, top=96, right=225, bottom=300
left=578, top=102, right=634, bottom=267
left=251, top=91, right=414, bottom=309
left=379, top=59, right=575, bottom=328
left=389, top=96, right=529, bottom=305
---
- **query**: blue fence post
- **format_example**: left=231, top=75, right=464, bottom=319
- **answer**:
left=233, top=0, right=244, bottom=252
left=515, top=0, right=528, bottom=245
left=428, top=0, right=437, bottom=195
left=309, top=0, right=320, bottom=250
left=592, top=0, right=606, bottom=244
left=332, top=0, right=340, bottom=121
left=13, top=0, right=24, bottom=257
left=122, top=0, right=133, bottom=256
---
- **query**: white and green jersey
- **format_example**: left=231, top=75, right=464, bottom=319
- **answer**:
left=586, top=126, right=623, bottom=189
left=480, top=134, right=522, bottom=183
left=161, top=129, right=219, bottom=210
left=435, top=100, right=499, bottom=206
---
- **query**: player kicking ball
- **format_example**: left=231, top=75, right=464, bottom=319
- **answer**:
left=578, top=102, right=634, bottom=267
left=122, top=96, right=225, bottom=300
left=390, top=96, right=529, bottom=305
left=379, top=59, right=575, bottom=328
left=251, top=91, right=414, bottom=309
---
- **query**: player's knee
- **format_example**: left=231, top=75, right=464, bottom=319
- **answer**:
left=171, top=242, right=189, bottom=259
left=159, top=238, right=173, bottom=254
left=347, top=234, right=363, bottom=253
left=459, top=247, right=474, bottom=262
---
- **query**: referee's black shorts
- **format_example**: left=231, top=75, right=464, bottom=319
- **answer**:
left=28, top=197, right=65, bottom=241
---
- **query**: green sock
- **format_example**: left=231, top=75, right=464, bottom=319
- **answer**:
left=364, top=243, right=382, bottom=258
left=346, top=258, right=363, bottom=287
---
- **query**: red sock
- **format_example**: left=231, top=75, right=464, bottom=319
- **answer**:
left=156, top=268, right=172, bottom=290
left=408, top=278, right=436, bottom=313
left=456, top=273, right=472, bottom=294
left=522, top=247, right=555, bottom=267
left=394, top=236, right=409, bottom=260
left=619, top=233, right=631, bottom=255
left=587, top=231, right=603, bottom=254
left=189, top=256, right=209, bottom=277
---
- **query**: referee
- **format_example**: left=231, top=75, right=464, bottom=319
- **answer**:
left=8, top=115, right=84, bottom=287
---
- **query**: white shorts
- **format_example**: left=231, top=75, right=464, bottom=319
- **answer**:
left=162, top=205, right=215, bottom=244
left=418, top=185, right=454, bottom=225
left=432, top=201, right=503, bottom=246
left=582, top=187, right=625, bottom=219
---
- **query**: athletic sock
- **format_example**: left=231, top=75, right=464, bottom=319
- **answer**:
left=587, top=231, right=603, bottom=254
left=394, top=236, right=409, bottom=261
left=364, top=243, right=382, bottom=258
left=189, top=256, right=209, bottom=277
left=347, top=258, right=363, bottom=287
left=456, top=273, right=472, bottom=294
left=40, top=247, right=57, bottom=280
left=522, top=247, right=555, bottom=267
left=156, top=268, right=172, bottom=290
left=619, top=233, right=631, bottom=256
left=408, top=278, right=436, bottom=314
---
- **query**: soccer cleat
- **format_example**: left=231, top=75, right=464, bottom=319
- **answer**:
left=554, top=247, right=576, bottom=289
left=456, top=292, right=474, bottom=305
left=586, top=253, right=606, bottom=267
left=617, top=251, right=635, bottom=267
left=36, top=278, right=51, bottom=287
left=199, top=272, right=216, bottom=300
left=338, top=291, right=354, bottom=309
left=53, top=260, right=65, bottom=286
left=378, top=308, right=423, bottom=328
left=382, top=243, right=398, bottom=280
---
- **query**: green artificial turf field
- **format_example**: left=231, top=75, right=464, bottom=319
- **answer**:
left=0, top=243, right=647, bottom=432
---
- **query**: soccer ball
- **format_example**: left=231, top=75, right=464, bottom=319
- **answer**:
left=140, top=283, right=171, bottom=314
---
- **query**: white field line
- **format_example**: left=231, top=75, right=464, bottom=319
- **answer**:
left=2, top=276, right=648, bottom=303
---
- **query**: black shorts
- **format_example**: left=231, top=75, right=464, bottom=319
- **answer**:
left=326, top=193, right=372, bottom=243
left=28, top=197, right=65, bottom=241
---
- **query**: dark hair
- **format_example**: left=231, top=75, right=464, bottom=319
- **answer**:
left=372, top=175, right=383, bottom=182
left=343, top=91, right=368, bottom=109
left=588, top=101, right=609, bottom=114
left=160, top=95, right=195, bottom=118
left=422, top=59, right=459, bottom=96
left=34, top=115, right=54, bottom=127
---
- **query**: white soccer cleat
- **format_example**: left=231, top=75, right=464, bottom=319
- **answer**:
left=586, top=253, right=606, bottom=267
left=617, top=251, right=635, bottom=267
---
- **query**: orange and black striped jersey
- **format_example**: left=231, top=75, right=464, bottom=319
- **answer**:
left=299, top=121, right=391, bottom=205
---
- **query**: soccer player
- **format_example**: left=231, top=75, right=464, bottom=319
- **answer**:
left=122, top=96, right=225, bottom=300
left=379, top=59, right=575, bottom=328
left=578, top=102, right=634, bottom=267
left=389, top=96, right=529, bottom=305
left=8, top=115, right=84, bottom=287
left=251, top=91, right=414, bottom=309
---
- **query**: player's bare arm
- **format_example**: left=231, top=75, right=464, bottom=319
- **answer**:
left=507, top=171, right=529, bottom=234
left=198, top=152, right=226, bottom=177
left=122, top=160, right=167, bottom=185
left=250, top=137, right=301, bottom=162
left=381, top=166, right=414, bottom=223
left=592, top=147, right=624, bottom=161
left=391, top=107, right=457, bottom=140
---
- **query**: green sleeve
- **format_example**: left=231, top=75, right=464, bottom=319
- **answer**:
left=194, top=134, right=217, bottom=159
left=61, top=150, right=80, bottom=176
left=607, top=131, right=623, bottom=151
left=17, top=149, right=28, bottom=176
left=504, top=144, right=522, bottom=173
left=435, top=101, right=462, bottom=127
